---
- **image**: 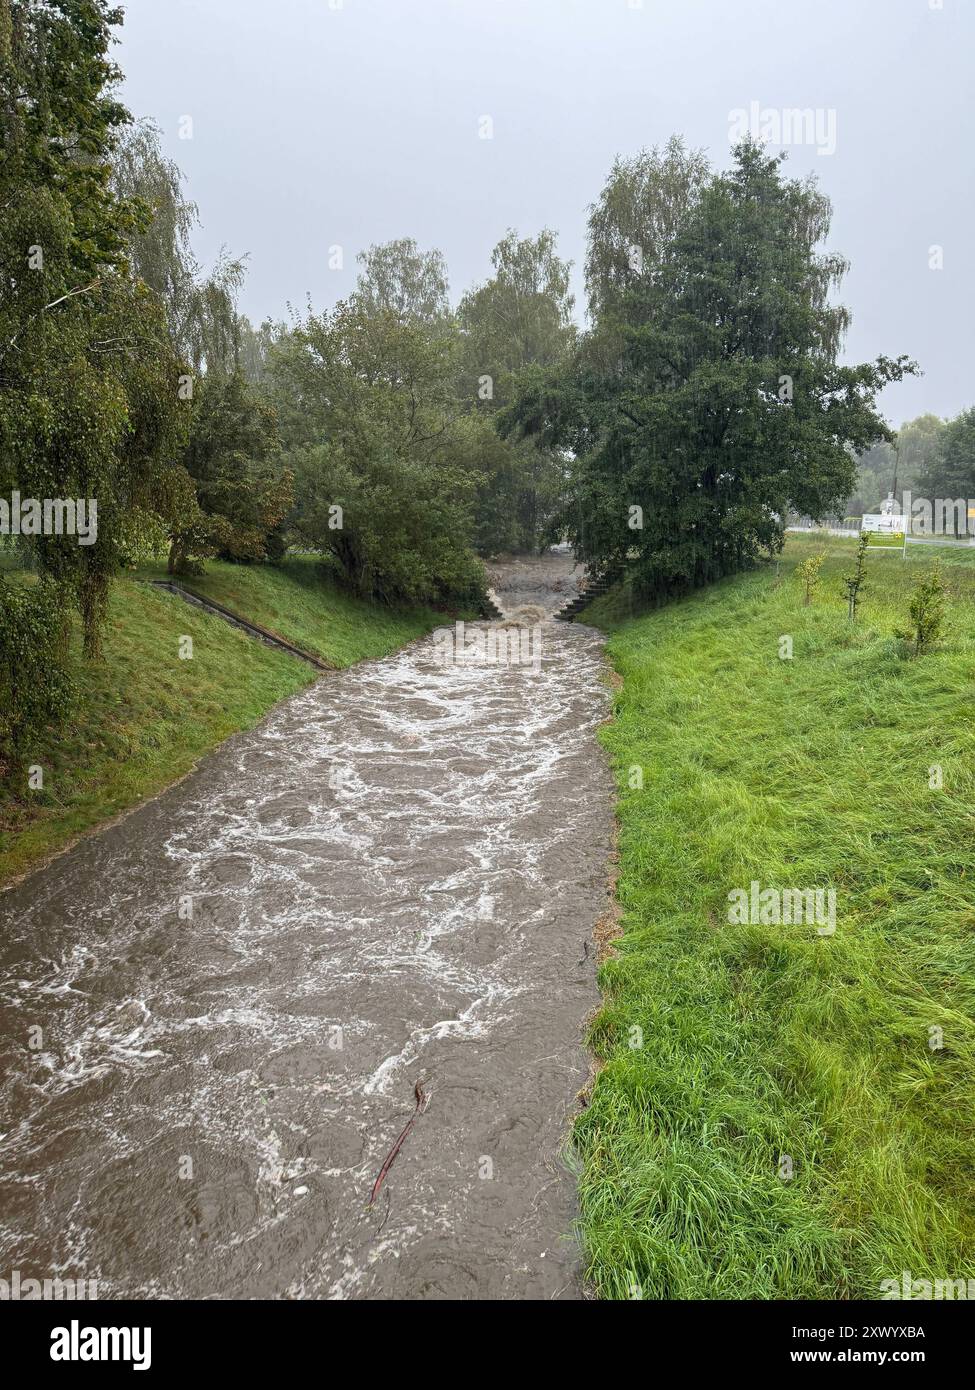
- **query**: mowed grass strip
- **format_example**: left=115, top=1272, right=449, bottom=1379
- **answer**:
left=1, top=559, right=442, bottom=886
left=138, top=554, right=443, bottom=668
left=578, top=536, right=975, bottom=1299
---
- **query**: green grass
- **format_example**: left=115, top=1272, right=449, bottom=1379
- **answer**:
left=578, top=534, right=975, bottom=1299
left=137, top=554, right=445, bottom=668
left=0, top=558, right=442, bottom=886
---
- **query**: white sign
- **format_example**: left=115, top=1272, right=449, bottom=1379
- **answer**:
left=861, top=513, right=907, bottom=551
left=861, top=513, right=907, bottom=534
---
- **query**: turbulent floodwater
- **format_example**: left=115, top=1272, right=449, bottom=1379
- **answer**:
left=0, top=555, right=613, bottom=1300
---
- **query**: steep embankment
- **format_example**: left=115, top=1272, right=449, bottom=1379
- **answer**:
left=139, top=555, right=445, bottom=668
left=0, top=558, right=441, bottom=887
left=577, top=536, right=975, bottom=1299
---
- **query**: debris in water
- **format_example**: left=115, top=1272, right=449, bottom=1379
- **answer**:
left=368, top=1081, right=428, bottom=1206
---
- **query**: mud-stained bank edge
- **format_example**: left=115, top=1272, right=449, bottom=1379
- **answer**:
left=578, top=652, right=625, bottom=1100
left=594, top=661, right=625, bottom=966
left=0, top=757, right=224, bottom=897
left=565, top=651, right=625, bottom=1299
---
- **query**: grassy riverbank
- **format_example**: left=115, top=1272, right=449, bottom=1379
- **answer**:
left=0, top=559, right=441, bottom=887
left=578, top=535, right=975, bottom=1299
left=137, top=554, right=445, bottom=667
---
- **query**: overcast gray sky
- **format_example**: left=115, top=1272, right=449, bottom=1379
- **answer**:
left=117, top=0, right=974, bottom=427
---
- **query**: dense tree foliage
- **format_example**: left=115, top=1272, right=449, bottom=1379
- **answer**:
left=505, top=143, right=915, bottom=597
left=0, top=2, right=935, bottom=778
left=265, top=229, right=580, bottom=584
left=458, top=229, right=575, bottom=412
left=271, top=293, right=485, bottom=604
left=111, top=120, right=245, bottom=376
left=0, top=575, right=75, bottom=775
left=165, top=371, right=292, bottom=573
left=237, top=314, right=285, bottom=387
left=0, top=0, right=183, bottom=656
left=456, top=229, right=576, bottom=551
left=915, top=407, right=975, bottom=533
left=110, top=122, right=297, bottom=574
left=351, top=237, right=450, bottom=324
left=584, top=136, right=711, bottom=325
left=850, top=414, right=946, bottom=515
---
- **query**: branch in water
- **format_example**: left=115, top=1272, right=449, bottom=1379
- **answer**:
left=368, top=1081, right=428, bottom=1206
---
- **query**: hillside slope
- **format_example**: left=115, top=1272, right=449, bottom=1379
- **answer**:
left=138, top=555, right=446, bottom=667
left=0, top=560, right=441, bottom=886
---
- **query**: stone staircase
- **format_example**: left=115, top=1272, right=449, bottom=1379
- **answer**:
left=553, top=567, right=622, bottom=622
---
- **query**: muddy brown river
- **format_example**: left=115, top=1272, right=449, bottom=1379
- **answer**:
left=0, top=555, right=614, bottom=1300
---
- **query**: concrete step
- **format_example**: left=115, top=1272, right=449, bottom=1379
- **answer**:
left=551, top=564, right=627, bottom=620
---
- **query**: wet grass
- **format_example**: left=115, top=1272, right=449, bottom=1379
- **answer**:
left=578, top=535, right=975, bottom=1299
left=0, top=560, right=442, bottom=887
left=137, top=554, right=445, bottom=668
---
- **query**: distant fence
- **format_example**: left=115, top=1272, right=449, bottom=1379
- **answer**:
left=786, top=522, right=860, bottom=539
left=786, top=521, right=975, bottom=554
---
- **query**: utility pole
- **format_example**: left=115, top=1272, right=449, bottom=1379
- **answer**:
left=889, top=438, right=901, bottom=513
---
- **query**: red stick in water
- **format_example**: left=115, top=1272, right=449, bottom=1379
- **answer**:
left=368, top=1081, right=428, bottom=1206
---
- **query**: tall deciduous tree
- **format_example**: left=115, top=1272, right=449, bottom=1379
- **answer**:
left=272, top=295, right=484, bottom=604
left=112, top=120, right=245, bottom=375
left=0, top=0, right=183, bottom=656
left=914, top=407, right=975, bottom=535
left=177, top=370, right=292, bottom=571
left=458, top=229, right=575, bottom=411
left=352, top=238, right=450, bottom=324
left=457, top=229, right=577, bottom=552
left=584, top=136, right=711, bottom=324
left=508, top=142, right=915, bottom=597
